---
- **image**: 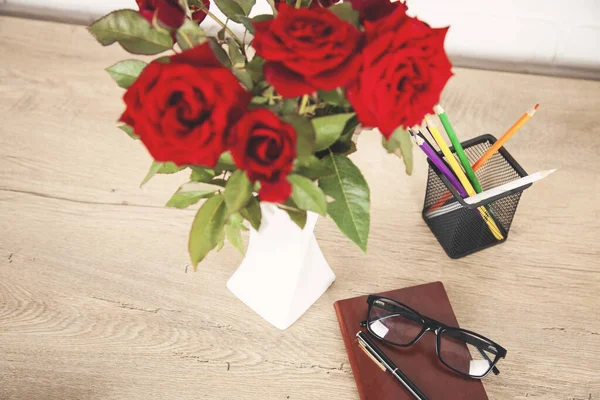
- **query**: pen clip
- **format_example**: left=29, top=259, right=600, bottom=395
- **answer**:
left=357, top=334, right=386, bottom=372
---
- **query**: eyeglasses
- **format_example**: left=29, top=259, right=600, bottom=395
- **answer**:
left=360, top=295, right=507, bottom=379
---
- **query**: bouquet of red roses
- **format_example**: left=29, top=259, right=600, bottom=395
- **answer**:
left=88, top=0, right=452, bottom=268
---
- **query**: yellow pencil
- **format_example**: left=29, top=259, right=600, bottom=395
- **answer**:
left=429, top=103, right=541, bottom=212
left=424, top=117, right=504, bottom=240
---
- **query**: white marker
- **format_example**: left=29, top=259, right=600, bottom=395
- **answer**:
left=465, top=169, right=556, bottom=205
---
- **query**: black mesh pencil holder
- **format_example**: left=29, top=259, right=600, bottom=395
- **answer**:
left=422, top=134, right=531, bottom=259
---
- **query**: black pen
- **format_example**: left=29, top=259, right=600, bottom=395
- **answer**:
left=356, top=331, right=429, bottom=400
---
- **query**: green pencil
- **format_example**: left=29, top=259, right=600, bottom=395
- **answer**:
left=434, top=104, right=482, bottom=193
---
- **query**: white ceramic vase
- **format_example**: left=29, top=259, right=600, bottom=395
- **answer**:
left=227, top=203, right=336, bottom=330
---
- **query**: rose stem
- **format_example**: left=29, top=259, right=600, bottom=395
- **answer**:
left=198, top=5, right=244, bottom=47
left=299, top=95, right=310, bottom=114
left=241, top=29, right=247, bottom=56
left=295, top=0, right=302, bottom=8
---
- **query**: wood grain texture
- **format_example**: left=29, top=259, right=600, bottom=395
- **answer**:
left=0, top=16, right=599, bottom=400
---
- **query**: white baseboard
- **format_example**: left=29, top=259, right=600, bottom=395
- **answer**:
left=2, top=1, right=599, bottom=80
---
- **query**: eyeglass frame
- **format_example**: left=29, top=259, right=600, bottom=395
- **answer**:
left=360, top=295, right=508, bottom=379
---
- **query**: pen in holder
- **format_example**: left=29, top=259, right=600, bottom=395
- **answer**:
left=422, top=134, right=531, bottom=259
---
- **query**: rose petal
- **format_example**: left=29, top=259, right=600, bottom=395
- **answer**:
left=308, top=51, right=362, bottom=91
left=259, top=179, right=292, bottom=203
left=191, top=0, right=210, bottom=23
left=264, top=62, right=316, bottom=97
left=119, top=45, right=250, bottom=168
left=156, top=0, right=186, bottom=28
left=171, top=42, right=223, bottom=68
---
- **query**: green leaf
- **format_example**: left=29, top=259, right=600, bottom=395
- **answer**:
left=246, top=56, right=265, bottom=82
left=328, top=3, right=359, bottom=27
left=216, top=227, right=226, bottom=251
left=214, top=0, right=245, bottom=22
left=225, top=224, right=245, bottom=254
left=284, top=207, right=307, bottom=230
left=176, top=18, right=206, bottom=50
left=345, top=140, right=357, bottom=156
left=319, top=153, right=370, bottom=252
left=266, top=0, right=278, bottom=15
left=217, top=25, right=227, bottom=41
left=282, top=98, right=298, bottom=115
left=318, top=89, right=350, bottom=107
left=118, top=124, right=139, bottom=140
left=188, top=195, right=228, bottom=268
left=215, top=151, right=236, bottom=172
left=327, top=116, right=359, bottom=155
left=240, top=14, right=273, bottom=34
left=210, top=179, right=228, bottom=187
left=88, top=9, right=173, bottom=55
left=178, top=181, right=223, bottom=193
left=288, top=174, right=327, bottom=215
left=251, top=96, right=269, bottom=105
left=208, top=38, right=231, bottom=68
left=253, top=14, right=274, bottom=23
left=312, top=113, right=355, bottom=151
left=294, top=155, right=335, bottom=180
left=233, top=68, right=253, bottom=90
left=382, top=127, right=414, bottom=175
left=166, top=190, right=216, bottom=209
left=281, top=115, right=315, bottom=159
left=227, top=38, right=245, bottom=65
left=106, top=60, right=147, bottom=89
left=239, top=16, right=254, bottom=34
left=229, top=212, right=245, bottom=229
left=224, top=170, right=253, bottom=213
left=154, top=55, right=171, bottom=64
left=235, top=0, right=256, bottom=15
left=190, top=166, right=216, bottom=182
left=240, top=196, right=262, bottom=231
left=141, top=161, right=185, bottom=186
left=140, top=161, right=163, bottom=187
left=338, top=116, right=359, bottom=142
left=158, top=162, right=185, bottom=174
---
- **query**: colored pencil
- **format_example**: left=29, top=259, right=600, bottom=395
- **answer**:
left=472, top=104, right=539, bottom=171
left=429, top=104, right=540, bottom=212
left=424, top=117, right=504, bottom=240
left=425, top=117, right=472, bottom=193
left=410, top=130, right=468, bottom=197
left=434, top=104, right=482, bottom=193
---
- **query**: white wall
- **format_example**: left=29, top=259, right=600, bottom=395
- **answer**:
left=2, top=0, right=599, bottom=79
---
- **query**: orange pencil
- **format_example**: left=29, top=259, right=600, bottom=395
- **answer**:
left=429, top=104, right=539, bottom=212
left=471, top=104, right=539, bottom=171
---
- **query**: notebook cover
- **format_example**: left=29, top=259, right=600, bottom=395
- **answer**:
left=334, top=281, right=489, bottom=400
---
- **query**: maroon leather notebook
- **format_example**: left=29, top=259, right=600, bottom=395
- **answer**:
left=334, top=282, right=489, bottom=400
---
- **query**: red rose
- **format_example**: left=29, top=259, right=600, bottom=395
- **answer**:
left=346, top=8, right=452, bottom=138
left=229, top=109, right=297, bottom=203
left=120, top=44, right=251, bottom=167
left=136, top=0, right=186, bottom=29
left=344, top=0, right=405, bottom=22
left=252, top=4, right=363, bottom=98
left=191, top=0, right=210, bottom=24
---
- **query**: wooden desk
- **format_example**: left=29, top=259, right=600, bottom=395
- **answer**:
left=0, top=16, right=599, bottom=400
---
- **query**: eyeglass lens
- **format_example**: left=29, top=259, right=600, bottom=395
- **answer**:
left=367, top=298, right=424, bottom=345
left=368, top=297, right=500, bottom=378
left=438, top=329, right=498, bottom=378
